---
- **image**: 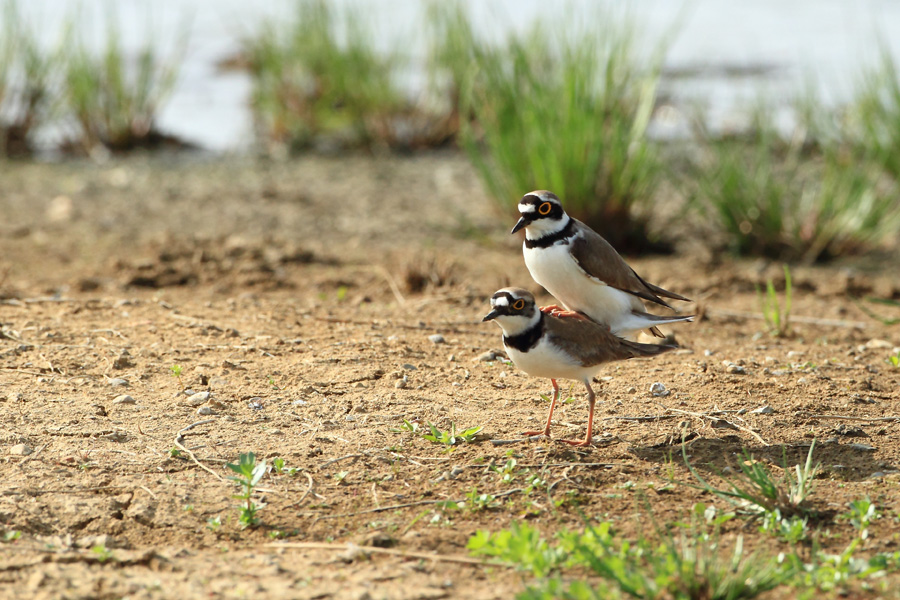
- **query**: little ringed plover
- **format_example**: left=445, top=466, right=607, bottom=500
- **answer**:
left=483, top=287, right=676, bottom=446
left=512, top=190, right=692, bottom=340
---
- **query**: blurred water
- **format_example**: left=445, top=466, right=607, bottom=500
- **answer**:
left=17, top=0, right=900, bottom=153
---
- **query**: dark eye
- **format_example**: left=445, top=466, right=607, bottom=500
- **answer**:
left=512, top=299, right=525, bottom=310
left=538, top=202, right=552, bottom=215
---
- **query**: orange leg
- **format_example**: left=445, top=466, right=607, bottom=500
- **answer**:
left=522, top=379, right=559, bottom=438
left=539, top=305, right=589, bottom=321
left=558, top=381, right=596, bottom=447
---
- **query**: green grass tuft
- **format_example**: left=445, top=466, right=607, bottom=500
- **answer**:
left=437, top=7, right=665, bottom=249
left=62, top=8, right=187, bottom=154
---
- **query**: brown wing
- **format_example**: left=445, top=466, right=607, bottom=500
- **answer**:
left=544, top=313, right=676, bottom=368
left=568, top=220, right=689, bottom=307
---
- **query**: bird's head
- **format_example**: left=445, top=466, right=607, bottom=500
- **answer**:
left=510, top=190, right=566, bottom=236
left=482, top=287, right=539, bottom=334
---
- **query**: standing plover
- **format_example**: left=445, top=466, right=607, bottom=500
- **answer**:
left=483, top=287, right=675, bottom=446
left=511, top=190, right=692, bottom=340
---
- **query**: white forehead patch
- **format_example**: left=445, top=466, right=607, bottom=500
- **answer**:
left=518, top=203, right=536, bottom=214
left=492, top=296, right=509, bottom=307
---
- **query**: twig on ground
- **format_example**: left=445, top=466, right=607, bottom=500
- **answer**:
left=490, top=435, right=545, bottom=445
left=174, top=421, right=226, bottom=483
left=662, top=406, right=770, bottom=446
left=320, top=454, right=364, bottom=469
left=806, top=414, right=900, bottom=423
left=263, top=541, right=509, bottom=567
left=314, top=488, right=524, bottom=520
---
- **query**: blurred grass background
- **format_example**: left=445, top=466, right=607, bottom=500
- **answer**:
left=1, top=0, right=899, bottom=262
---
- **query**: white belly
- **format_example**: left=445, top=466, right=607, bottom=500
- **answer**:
left=524, top=242, right=641, bottom=333
left=504, top=338, right=599, bottom=383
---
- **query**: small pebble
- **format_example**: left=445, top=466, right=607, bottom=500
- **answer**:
left=395, top=380, right=407, bottom=389
left=797, top=377, right=808, bottom=384
left=865, top=338, right=893, bottom=349
left=428, top=334, right=445, bottom=344
left=649, top=382, right=669, bottom=397
left=345, top=415, right=357, bottom=422
left=186, top=391, right=211, bottom=407
left=292, top=399, right=308, bottom=406
left=476, top=351, right=497, bottom=362
left=9, top=443, right=32, bottom=456
left=723, top=361, right=746, bottom=374
left=402, top=363, right=417, bottom=371
left=112, top=394, right=135, bottom=405
left=786, top=350, right=804, bottom=358
left=751, top=405, right=774, bottom=414
left=625, top=386, right=636, bottom=394
left=703, top=349, right=714, bottom=357
left=108, top=378, right=128, bottom=387
left=447, top=354, right=456, bottom=362
left=268, top=429, right=283, bottom=435
left=197, top=406, right=213, bottom=415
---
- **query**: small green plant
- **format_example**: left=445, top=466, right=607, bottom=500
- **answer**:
left=760, top=510, right=809, bottom=544
left=472, top=517, right=793, bottom=599
left=333, top=470, right=349, bottom=484
left=682, top=441, right=819, bottom=520
left=169, top=447, right=182, bottom=458
left=758, top=264, right=792, bottom=337
left=272, top=457, right=285, bottom=474
left=464, top=487, right=498, bottom=512
left=91, top=544, right=114, bottom=563
left=393, top=418, right=420, bottom=434
left=206, top=516, right=222, bottom=532
left=170, top=364, right=184, bottom=388
left=843, top=497, right=880, bottom=539
left=887, top=350, right=900, bottom=368
left=226, top=452, right=266, bottom=528
left=491, top=458, right=519, bottom=484
left=1, top=529, right=21, bottom=542
left=421, top=422, right=483, bottom=446
left=467, top=522, right=565, bottom=578
left=268, top=529, right=288, bottom=540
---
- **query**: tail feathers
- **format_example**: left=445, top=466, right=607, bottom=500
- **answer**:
left=622, top=338, right=679, bottom=358
left=643, top=280, right=691, bottom=303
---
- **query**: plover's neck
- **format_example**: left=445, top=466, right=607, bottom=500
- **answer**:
left=500, top=311, right=544, bottom=353
left=525, top=215, right=575, bottom=249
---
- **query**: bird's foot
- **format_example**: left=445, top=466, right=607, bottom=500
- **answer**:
left=539, top=305, right=589, bottom=320
left=521, top=429, right=551, bottom=438
left=557, top=438, right=592, bottom=447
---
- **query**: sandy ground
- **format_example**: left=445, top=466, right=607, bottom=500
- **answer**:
left=2, top=153, right=900, bottom=599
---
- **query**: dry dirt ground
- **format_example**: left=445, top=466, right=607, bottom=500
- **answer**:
left=2, top=153, right=900, bottom=599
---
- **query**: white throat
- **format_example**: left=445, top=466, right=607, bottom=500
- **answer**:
left=492, top=311, right=541, bottom=338
left=524, top=214, right=571, bottom=240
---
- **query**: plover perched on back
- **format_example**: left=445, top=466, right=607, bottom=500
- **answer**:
left=483, top=287, right=676, bottom=446
left=511, top=190, right=693, bottom=340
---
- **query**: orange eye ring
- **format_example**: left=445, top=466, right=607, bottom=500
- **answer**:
left=538, top=202, right=552, bottom=215
left=512, top=299, right=525, bottom=310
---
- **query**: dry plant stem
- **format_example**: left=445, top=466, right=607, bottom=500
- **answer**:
left=174, top=420, right=226, bottom=483
left=807, top=414, right=900, bottom=422
left=377, top=266, right=406, bottom=305
left=663, top=406, right=770, bottom=446
left=319, top=454, right=364, bottom=469
left=263, top=542, right=509, bottom=567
